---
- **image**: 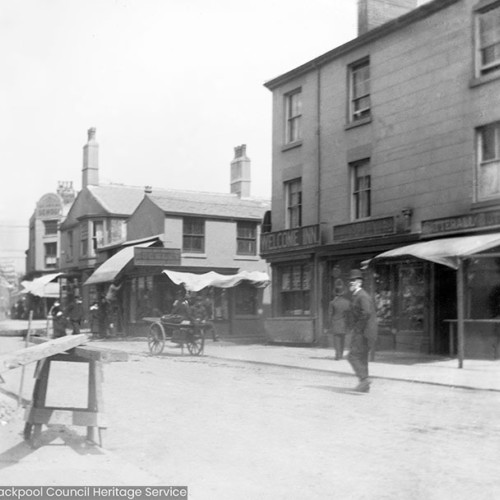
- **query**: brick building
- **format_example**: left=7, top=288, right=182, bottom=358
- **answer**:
left=261, top=0, right=500, bottom=358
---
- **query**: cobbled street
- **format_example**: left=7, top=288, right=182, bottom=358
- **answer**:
left=1, top=337, right=500, bottom=500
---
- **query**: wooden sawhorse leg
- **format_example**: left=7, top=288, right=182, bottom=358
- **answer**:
left=24, top=353, right=107, bottom=448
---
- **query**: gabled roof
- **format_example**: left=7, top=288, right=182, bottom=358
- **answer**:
left=145, top=189, right=270, bottom=220
left=87, top=184, right=149, bottom=216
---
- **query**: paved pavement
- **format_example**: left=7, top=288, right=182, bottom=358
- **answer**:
left=2, top=318, right=500, bottom=392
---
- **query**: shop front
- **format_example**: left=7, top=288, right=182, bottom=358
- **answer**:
left=85, top=244, right=269, bottom=338
left=371, top=231, right=500, bottom=363
left=260, top=225, right=320, bottom=344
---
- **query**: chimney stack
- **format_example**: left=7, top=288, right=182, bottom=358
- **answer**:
left=230, top=144, right=251, bottom=198
left=82, top=127, right=99, bottom=188
left=357, top=0, right=418, bottom=36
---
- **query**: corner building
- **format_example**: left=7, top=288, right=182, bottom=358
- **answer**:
left=261, top=0, right=500, bottom=358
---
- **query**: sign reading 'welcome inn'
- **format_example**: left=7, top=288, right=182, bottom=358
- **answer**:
left=260, top=225, right=320, bottom=254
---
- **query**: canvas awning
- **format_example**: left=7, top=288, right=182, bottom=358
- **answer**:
left=163, top=270, right=270, bottom=292
left=371, top=233, right=500, bottom=269
left=84, top=242, right=155, bottom=286
left=21, top=272, right=62, bottom=298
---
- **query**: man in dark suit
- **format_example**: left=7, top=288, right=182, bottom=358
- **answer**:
left=347, top=269, right=378, bottom=392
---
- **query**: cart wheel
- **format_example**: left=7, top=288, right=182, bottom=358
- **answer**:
left=187, top=331, right=205, bottom=356
left=148, top=322, right=165, bottom=355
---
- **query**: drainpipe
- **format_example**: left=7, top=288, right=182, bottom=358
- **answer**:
left=314, top=63, right=323, bottom=344
left=457, top=258, right=465, bottom=368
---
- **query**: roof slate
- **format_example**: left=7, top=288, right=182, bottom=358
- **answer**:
left=147, top=190, right=270, bottom=220
left=88, top=184, right=270, bottom=219
left=87, top=184, right=148, bottom=215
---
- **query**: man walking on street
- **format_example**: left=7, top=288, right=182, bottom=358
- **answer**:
left=347, top=269, right=378, bottom=393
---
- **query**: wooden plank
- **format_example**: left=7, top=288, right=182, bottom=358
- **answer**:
left=29, top=336, right=129, bottom=362
left=0, top=334, right=90, bottom=374
left=25, top=406, right=107, bottom=427
left=73, top=346, right=128, bottom=362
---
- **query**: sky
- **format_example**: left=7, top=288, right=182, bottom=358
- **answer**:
left=0, top=0, right=358, bottom=273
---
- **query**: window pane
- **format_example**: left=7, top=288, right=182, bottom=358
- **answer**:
left=479, top=160, right=500, bottom=198
left=479, top=10, right=500, bottom=47
left=44, top=220, right=58, bottom=235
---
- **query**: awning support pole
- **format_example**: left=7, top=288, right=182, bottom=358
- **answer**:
left=457, top=258, right=465, bottom=369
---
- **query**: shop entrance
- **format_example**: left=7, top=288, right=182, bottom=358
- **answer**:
left=434, top=265, right=457, bottom=355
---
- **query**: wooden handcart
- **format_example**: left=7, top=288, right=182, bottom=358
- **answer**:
left=143, top=317, right=205, bottom=356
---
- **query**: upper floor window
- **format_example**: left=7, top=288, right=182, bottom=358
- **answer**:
left=236, top=221, right=257, bottom=255
left=81, top=224, right=88, bottom=257
left=477, top=121, right=500, bottom=200
left=349, top=58, right=371, bottom=122
left=92, top=220, right=104, bottom=254
left=43, top=220, right=58, bottom=235
left=67, top=230, right=74, bottom=261
left=285, top=89, right=302, bottom=144
left=476, top=2, right=500, bottom=77
left=183, top=218, right=205, bottom=253
left=351, top=159, right=371, bottom=219
left=44, top=242, right=57, bottom=268
left=286, top=178, right=302, bottom=228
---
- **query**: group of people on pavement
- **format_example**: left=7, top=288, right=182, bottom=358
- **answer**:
left=49, top=295, right=85, bottom=338
left=328, top=269, right=378, bottom=393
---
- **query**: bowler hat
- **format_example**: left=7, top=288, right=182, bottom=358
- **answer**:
left=348, top=269, right=363, bottom=280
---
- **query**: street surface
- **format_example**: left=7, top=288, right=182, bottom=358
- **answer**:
left=1, top=337, right=500, bottom=499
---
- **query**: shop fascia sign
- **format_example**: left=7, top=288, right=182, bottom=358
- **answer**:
left=333, top=216, right=395, bottom=242
left=260, top=224, right=320, bottom=254
left=422, top=210, right=500, bottom=235
left=134, top=247, right=181, bottom=266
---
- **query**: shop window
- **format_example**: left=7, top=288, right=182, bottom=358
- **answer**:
left=278, top=263, right=311, bottom=316
left=475, top=2, right=500, bottom=77
left=350, top=159, right=371, bottom=220
left=237, top=221, right=257, bottom=255
left=235, top=283, right=258, bottom=316
left=374, top=262, right=425, bottom=334
left=214, top=289, right=229, bottom=320
left=43, top=220, right=58, bottom=235
left=349, top=57, right=371, bottom=123
left=285, top=178, right=302, bottom=228
left=285, top=89, right=302, bottom=144
left=183, top=218, right=205, bottom=253
left=477, top=121, right=500, bottom=200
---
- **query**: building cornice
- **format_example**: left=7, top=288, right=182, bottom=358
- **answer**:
left=264, top=0, right=461, bottom=90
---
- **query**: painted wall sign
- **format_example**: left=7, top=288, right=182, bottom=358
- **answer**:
left=134, top=247, right=181, bottom=266
left=36, top=194, right=62, bottom=219
left=333, top=216, right=395, bottom=242
left=260, top=224, right=320, bottom=254
left=422, top=210, right=500, bottom=235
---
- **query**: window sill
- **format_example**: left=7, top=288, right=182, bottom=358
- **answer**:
left=182, top=252, right=207, bottom=259
left=281, top=140, right=303, bottom=152
left=234, top=255, right=259, bottom=261
left=471, top=199, right=500, bottom=210
left=345, top=116, right=372, bottom=130
left=469, top=71, right=500, bottom=88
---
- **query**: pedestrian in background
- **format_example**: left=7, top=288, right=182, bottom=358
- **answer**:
left=328, top=282, right=351, bottom=360
left=50, top=301, right=66, bottom=339
left=66, top=295, right=84, bottom=335
left=347, top=269, right=378, bottom=393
